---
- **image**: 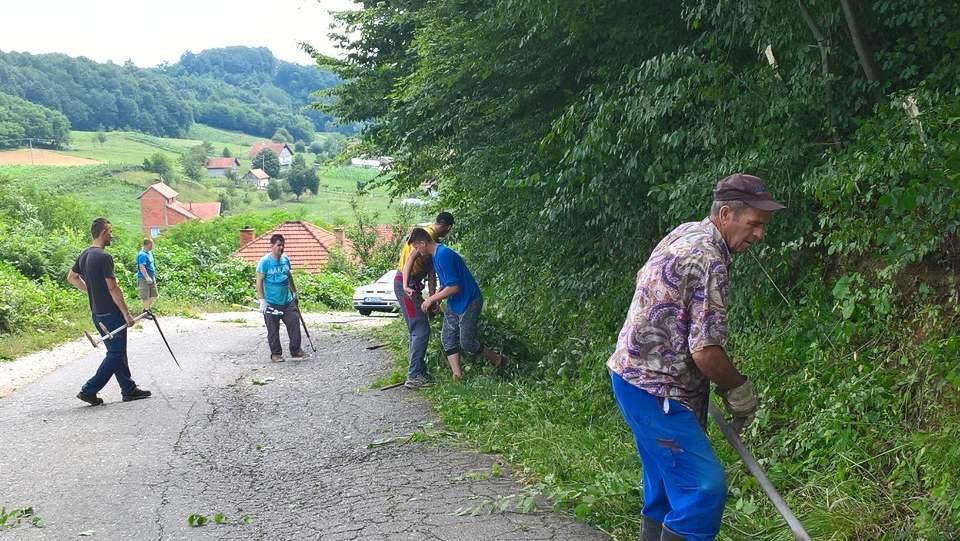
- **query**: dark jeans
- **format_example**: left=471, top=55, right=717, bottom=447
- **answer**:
left=82, top=311, right=137, bottom=396
left=394, top=275, right=430, bottom=379
left=264, top=301, right=302, bottom=355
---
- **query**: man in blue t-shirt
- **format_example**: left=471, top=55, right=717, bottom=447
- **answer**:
left=409, top=227, right=503, bottom=380
left=255, top=234, right=304, bottom=362
left=136, top=238, right=158, bottom=311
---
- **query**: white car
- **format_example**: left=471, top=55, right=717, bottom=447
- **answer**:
left=353, top=270, right=400, bottom=316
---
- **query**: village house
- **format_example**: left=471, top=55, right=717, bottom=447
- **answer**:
left=206, top=157, right=240, bottom=177
left=242, top=168, right=270, bottom=190
left=233, top=221, right=354, bottom=273
left=248, top=142, right=293, bottom=171
left=139, top=181, right=221, bottom=238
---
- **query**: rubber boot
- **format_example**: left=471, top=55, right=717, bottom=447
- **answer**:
left=640, top=515, right=662, bottom=541
left=661, top=525, right=686, bottom=541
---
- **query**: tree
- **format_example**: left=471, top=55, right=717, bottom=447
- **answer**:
left=266, top=180, right=284, bottom=201
left=179, top=144, right=209, bottom=181
left=95, top=129, right=107, bottom=144
left=309, top=140, right=324, bottom=154
left=252, top=148, right=280, bottom=178
left=271, top=127, right=293, bottom=143
left=286, top=153, right=317, bottom=200
left=221, top=147, right=232, bottom=157
left=294, top=140, right=306, bottom=153
left=142, top=152, right=174, bottom=179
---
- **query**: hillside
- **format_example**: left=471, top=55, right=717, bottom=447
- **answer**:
left=0, top=126, right=401, bottom=235
left=0, top=46, right=352, bottom=142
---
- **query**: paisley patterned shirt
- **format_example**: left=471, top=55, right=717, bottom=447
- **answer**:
left=607, top=217, right=731, bottom=421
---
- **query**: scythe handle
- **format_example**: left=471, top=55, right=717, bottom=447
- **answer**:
left=709, top=402, right=812, bottom=541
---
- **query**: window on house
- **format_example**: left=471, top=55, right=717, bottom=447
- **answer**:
left=150, top=227, right=161, bottom=238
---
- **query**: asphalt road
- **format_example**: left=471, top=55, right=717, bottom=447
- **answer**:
left=0, top=315, right=607, bottom=540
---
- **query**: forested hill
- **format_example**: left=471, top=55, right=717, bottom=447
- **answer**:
left=0, top=46, right=347, bottom=140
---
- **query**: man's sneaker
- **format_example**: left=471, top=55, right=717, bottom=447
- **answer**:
left=122, top=388, right=152, bottom=402
left=77, top=392, right=104, bottom=406
left=290, top=349, right=307, bottom=359
left=271, top=354, right=285, bottom=363
left=404, top=375, right=434, bottom=390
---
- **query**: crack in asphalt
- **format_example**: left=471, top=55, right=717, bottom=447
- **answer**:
left=0, top=321, right=607, bottom=540
left=156, top=401, right=197, bottom=541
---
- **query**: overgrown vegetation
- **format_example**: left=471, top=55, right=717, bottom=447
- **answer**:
left=322, top=1, right=960, bottom=538
left=0, top=177, right=370, bottom=359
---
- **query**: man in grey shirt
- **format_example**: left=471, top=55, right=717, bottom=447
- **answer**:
left=68, top=217, right=151, bottom=405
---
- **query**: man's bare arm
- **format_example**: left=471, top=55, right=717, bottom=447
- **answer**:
left=691, top=345, right=746, bottom=391
left=105, top=277, right=134, bottom=323
left=256, top=273, right=265, bottom=299
left=67, top=269, right=87, bottom=292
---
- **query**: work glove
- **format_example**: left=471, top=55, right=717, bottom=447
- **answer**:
left=719, top=378, right=758, bottom=434
left=258, top=298, right=267, bottom=314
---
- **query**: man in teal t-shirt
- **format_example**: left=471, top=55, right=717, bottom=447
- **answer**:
left=256, top=234, right=304, bottom=362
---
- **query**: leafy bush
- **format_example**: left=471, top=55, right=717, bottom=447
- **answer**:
left=0, top=262, right=83, bottom=335
left=294, top=271, right=355, bottom=310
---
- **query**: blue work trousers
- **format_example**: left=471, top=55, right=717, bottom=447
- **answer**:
left=82, top=311, right=137, bottom=397
left=395, top=275, right=430, bottom=379
left=610, top=371, right=726, bottom=541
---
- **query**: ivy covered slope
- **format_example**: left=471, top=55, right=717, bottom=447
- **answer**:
left=321, top=1, right=960, bottom=538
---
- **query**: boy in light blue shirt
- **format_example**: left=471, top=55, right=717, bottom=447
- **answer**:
left=136, top=238, right=158, bottom=311
left=256, top=234, right=304, bottom=362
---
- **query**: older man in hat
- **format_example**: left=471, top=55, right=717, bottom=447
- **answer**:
left=607, top=174, right=785, bottom=541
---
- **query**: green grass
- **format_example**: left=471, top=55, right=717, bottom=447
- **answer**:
left=2, top=127, right=425, bottom=236
left=373, top=306, right=960, bottom=540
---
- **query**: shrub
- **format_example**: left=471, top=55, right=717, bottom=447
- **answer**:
left=294, top=271, right=356, bottom=310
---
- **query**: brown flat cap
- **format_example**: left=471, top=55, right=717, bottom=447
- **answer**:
left=713, top=173, right=785, bottom=211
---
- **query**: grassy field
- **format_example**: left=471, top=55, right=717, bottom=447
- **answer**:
left=65, top=127, right=344, bottom=175
left=0, top=125, right=427, bottom=234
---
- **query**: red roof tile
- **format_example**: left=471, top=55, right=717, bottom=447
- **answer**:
left=206, top=157, right=239, bottom=169
left=248, top=142, right=292, bottom=159
left=138, top=182, right=179, bottom=200
left=245, top=168, right=270, bottom=180
left=233, top=221, right=355, bottom=273
left=166, top=201, right=198, bottom=219
left=183, top=202, right=221, bottom=221
left=373, top=224, right=399, bottom=245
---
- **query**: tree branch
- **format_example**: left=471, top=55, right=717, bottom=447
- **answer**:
left=798, top=0, right=842, bottom=149
left=839, top=0, right=881, bottom=84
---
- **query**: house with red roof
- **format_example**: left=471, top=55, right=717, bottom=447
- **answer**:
left=233, top=221, right=355, bottom=273
left=139, top=182, right=221, bottom=238
left=206, top=157, right=240, bottom=177
left=248, top=142, right=293, bottom=171
left=242, top=168, right=271, bottom=189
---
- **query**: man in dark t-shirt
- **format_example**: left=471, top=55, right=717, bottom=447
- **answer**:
left=67, top=217, right=151, bottom=406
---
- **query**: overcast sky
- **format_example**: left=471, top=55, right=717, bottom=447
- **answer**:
left=0, top=0, right=357, bottom=67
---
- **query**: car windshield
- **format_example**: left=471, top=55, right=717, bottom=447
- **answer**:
left=378, top=270, right=397, bottom=283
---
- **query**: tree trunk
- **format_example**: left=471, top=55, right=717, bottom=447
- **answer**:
left=839, top=0, right=881, bottom=85
left=798, top=0, right=842, bottom=149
